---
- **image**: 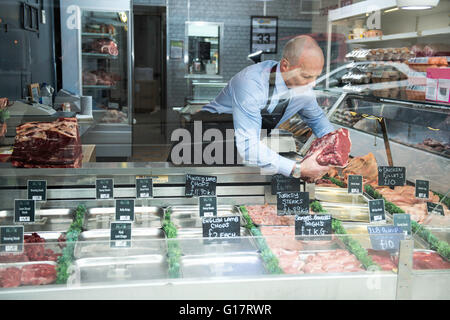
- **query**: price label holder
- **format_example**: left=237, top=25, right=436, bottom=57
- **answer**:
left=14, top=199, right=35, bottom=223
left=277, top=192, right=309, bottom=216
left=393, top=213, right=411, bottom=235
left=415, top=180, right=429, bottom=199
left=378, top=166, right=406, bottom=188
left=367, top=225, right=404, bottom=252
left=202, top=216, right=240, bottom=239
left=110, top=222, right=132, bottom=248
left=271, top=174, right=301, bottom=195
left=115, top=199, right=135, bottom=222
left=0, top=226, right=24, bottom=254
left=96, top=179, right=114, bottom=200
left=426, top=202, right=445, bottom=216
left=27, top=180, right=47, bottom=201
left=185, top=174, right=217, bottom=197
left=369, top=199, right=386, bottom=223
left=199, top=196, right=217, bottom=217
left=347, top=175, right=363, bottom=194
left=295, top=214, right=332, bottom=241
left=136, top=178, right=153, bottom=199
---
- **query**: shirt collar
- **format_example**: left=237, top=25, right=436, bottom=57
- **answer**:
left=275, top=63, right=290, bottom=99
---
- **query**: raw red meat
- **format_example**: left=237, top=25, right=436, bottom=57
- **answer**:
left=302, top=128, right=351, bottom=167
left=20, top=264, right=57, bottom=286
left=245, top=204, right=295, bottom=226
left=91, top=39, right=119, bottom=56
left=82, top=71, right=97, bottom=85
left=0, top=267, right=22, bottom=288
left=11, top=118, right=82, bottom=168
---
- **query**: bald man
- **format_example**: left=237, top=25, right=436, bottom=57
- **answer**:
left=172, top=36, right=334, bottom=180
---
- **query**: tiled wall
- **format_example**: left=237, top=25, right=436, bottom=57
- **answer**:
left=133, top=0, right=315, bottom=139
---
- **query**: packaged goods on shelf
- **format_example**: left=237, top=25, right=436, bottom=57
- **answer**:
left=426, top=67, right=450, bottom=103
left=407, top=57, right=448, bottom=72
left=405, top=85, right=426, bottom=101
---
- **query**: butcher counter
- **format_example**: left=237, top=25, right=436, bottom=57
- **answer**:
left=0, top=163, right=448, bottom=300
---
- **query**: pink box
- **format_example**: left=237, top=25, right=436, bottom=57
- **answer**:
left=426, top=67, right=450, bottom=103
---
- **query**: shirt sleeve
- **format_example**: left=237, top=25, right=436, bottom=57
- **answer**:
left=296, top=91, right=334, bottom=138
left=231, top=76, right=295, bottom=177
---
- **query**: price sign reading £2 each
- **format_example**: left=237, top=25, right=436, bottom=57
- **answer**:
left=96, top=179, right=114, bottom=200
left=202, top=216, right=240, bottom=238
left=367, top=225, right=404, bottom=252
left=277, top=192, right=309, bottom=216
left=0, top=226, right=24, bottom=254
left=110, top=222, right=132, bottom=248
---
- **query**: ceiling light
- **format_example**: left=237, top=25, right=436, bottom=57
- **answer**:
left=397, top=0, right=439, bottom=10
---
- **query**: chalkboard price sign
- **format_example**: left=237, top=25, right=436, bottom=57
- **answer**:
left=185, top=174, right=217, bottom=197
left=27, top=180, right=47, bottom=201
left=115, top=199, right=135, bottom=221
left=378, top=166, right=406, bottom=187
left=426, top=202, right=445, bottom=216
left=14, top=200, right=35, bottom=223
left=415, top=180, right=429, bottom=199
left=367, top=225, right=404, bottom=252
left=110, top=222, right=132, bottom=248
left=96, top=179, right=114, bottom=200
left=136, top=178, right=153, bottom=198
left=295, top=214, right=332, bottom=241
left=202, top=216, right=240, bottom=238
left=347, top=175, right=363, bottom=194
left=393, top=213, right=411, bottom=235
left=369, top=199, right=386, bottom=223
left=0, top=226, right=24, bottom=254
left=199, top=196, right=217, bottom=217
left=277, top=192, right=309, bottom=216
left=271, top=174, right=301, bottom=195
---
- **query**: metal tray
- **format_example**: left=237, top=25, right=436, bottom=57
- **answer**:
left=176, top=229, right=259, bottom=256
left=74, top=229, right=167, bottom=259
left=320, top=202, right=370, bottom=222
left=166, top=205, right=241, bottom=220
left=69, top=254, right=168, bottom=284
left=180, top=252, right=268, bottom=278
left=315, top=187, right=370, bottom=205
left=0, top=208, right=73, bottom=232
left=84, top=206, right=164, bottom=230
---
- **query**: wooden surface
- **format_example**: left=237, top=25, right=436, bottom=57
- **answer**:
left=82, top=144, right=96, bottom=163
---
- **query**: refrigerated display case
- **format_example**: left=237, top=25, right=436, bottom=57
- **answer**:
left=60, top=0, right=133, bottom=158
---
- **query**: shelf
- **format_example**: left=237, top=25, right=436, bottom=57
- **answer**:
left=82, top=32, right=116, bottom=41
left=347, top=27, right=450, bottom=44
left=82, top=52, right=118, bottom=59
left=82, top=85, right=116, bottom=90
left=328, top=0, right=396, bottom=22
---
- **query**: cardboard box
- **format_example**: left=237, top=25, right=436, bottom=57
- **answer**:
left=426, top=67, right=450, bottom=103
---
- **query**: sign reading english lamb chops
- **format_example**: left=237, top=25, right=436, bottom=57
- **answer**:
left=378, top=166, right=406, bottom=187
left=277, top=192, right=309, bottom=216
left=185, top=174, right=217, bottom=197
left=202, top=216, right=240, bottom=238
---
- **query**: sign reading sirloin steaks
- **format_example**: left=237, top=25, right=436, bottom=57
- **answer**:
left=27, top=180, right=47, bottom=201
left=295, top=214, right=332, bottom=241
left=378, top=166, right=406, bottom=187
left=136, top=178, right=153, bottom=198
left=347, top=175, right=363, bottom=194
left=110, top=222, right=132, bottom=248
left=271, top=174, right=301, bottom=195
left=367, top=225, right=404, bottom=252
left=277, top=192, right=309, bottom=215
left=96, top=179, right=114, bottom=200
left=369, top=199, right=386, bottom=223
left=14, top=200, right=35, bottom=223
left=202, top=216, right=240, bottom=238
left=115, top=199, right=135, bottom=221
left=0, top=226, right=24, bottom=254
left=199, top=196, right=217, bottom=217
left=426, top=202, right=445, bottom=216
left=415, top=180, right=429, bottom=199
left=185, top=174, right=217, bottom=197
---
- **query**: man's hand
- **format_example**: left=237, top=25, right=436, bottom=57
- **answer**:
left=300, top=151, right=330, bottom=182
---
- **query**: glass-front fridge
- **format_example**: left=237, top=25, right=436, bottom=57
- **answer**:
left=61, top=0, right=132, bottom=158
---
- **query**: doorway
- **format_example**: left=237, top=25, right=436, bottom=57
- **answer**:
left=132, top=5, right=168, bottom=162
